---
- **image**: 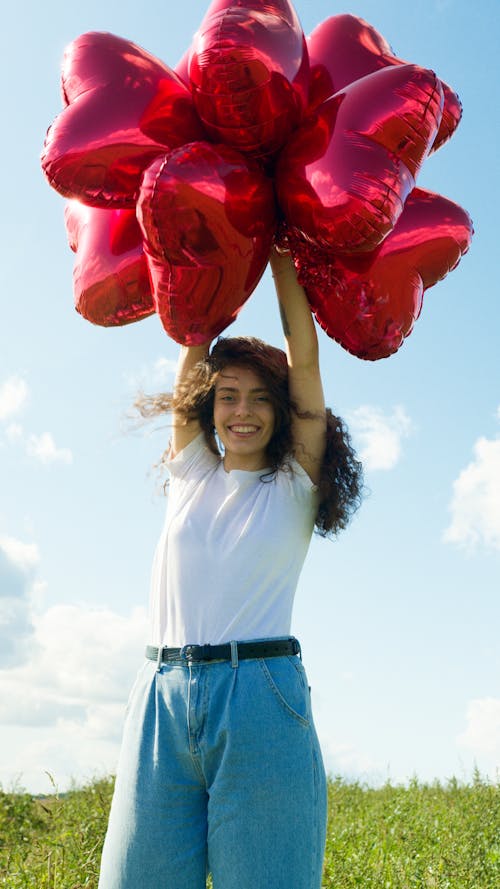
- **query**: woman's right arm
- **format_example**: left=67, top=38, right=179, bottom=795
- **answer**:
left=170, top=342, right=211, bottom=458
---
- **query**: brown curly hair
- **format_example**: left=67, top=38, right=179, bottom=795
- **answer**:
left=135, top=336, right=363, bottom=537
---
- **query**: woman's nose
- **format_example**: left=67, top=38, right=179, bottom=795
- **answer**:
left=235, top=399, right=251, bottom=416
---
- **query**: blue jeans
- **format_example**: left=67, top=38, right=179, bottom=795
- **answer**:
left=98, top=643, right=327, bottom=889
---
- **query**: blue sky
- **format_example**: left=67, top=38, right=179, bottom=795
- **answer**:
left=0, top=0, right=498, bottom=794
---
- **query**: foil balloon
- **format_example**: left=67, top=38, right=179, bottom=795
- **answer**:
left=65, top=202, right=154, bottom=326
left=289, top=188, right=473, bottom=360
left=276, top=64, right=443, bottom=254
left=41, top=0, right=471, bottom=355
left=137, top=141, right=276, bottom=344
left=188, top=0, right=309, bottom=158
left=307, top=14, right=461, bottom=152
left=41, top=32, right=206, bottom=208
left=175, top=49, right=190, bottom=85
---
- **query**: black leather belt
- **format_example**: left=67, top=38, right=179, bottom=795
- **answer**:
left=146, top=637, right=301, bottom=665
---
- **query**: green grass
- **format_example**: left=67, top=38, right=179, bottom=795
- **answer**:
left=323, top=772, right=500, bottom=888
left=1, top=773, right=499, bottom=887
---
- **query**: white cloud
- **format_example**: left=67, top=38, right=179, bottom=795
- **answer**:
left=0, top=603, right=149, bottom=717
left=3, top=422, right=73, bottom=466
left=457, top=698, right=500, bottom=762
left=25, top=432, right=73, bottom=465
left=0, top=376, right=28, bottom=420
left=347, top=405, right=413, bottom=471
left=126, top=356, right=177, bottom=392
left=0, top=536, right=39, bottom=668
left=153, top=357, right=178, bottom=382
left=319, top=734, right=385, bottom=783
left=5, top=423, right=23, bottom=442
left=0, top=377, right=73, bottom=466
left=0, top=602, right=149, bottom=793
left=444, top=435, right=500, bottom=551
left=0, top=535, right=40, bottom=572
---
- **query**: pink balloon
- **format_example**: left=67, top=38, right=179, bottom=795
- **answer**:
left=42, top=32, right=206, bottom=208
left=276, top=64, right=443, bottom=254
left=288, top=188, right=473, bottom=360
left=137, top=142, right=276, bottom=344
left=65, top=201, right=154, bottom=326
left=188, top=0, right=309, bottom=159
left=307, top=14, right=461, bottom=152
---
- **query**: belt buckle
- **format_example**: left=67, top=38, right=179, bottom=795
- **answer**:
left=181, top=643, right=211, bottom=663
left=181, top=644, right=196, bottom=662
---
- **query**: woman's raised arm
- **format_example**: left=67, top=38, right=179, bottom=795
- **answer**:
left=269, top=247, right=326, bottom=484
left=170, top=342, right=211, bottom=458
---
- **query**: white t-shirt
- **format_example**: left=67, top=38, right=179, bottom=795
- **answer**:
left=149, top=433, right=319, bottom=647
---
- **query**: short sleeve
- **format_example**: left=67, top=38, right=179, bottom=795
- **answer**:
left=168, top=433, right=219, bottom=481
left=287, top=458, right=320, bottom=495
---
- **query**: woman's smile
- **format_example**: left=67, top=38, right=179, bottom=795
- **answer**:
left=228, top=424, right=260, bottom=435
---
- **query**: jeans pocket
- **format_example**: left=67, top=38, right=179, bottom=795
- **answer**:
left=258, top=656, right=311, bottom=727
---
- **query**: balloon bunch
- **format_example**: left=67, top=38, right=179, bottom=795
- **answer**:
left=41, top=0, right=473, bottom=359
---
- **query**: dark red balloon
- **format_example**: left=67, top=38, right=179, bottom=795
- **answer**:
left=307, top=14, right=461, bottom=152
left=65, top=201, right=154, bottom=326
left=289, top=188, right=473, bottom=360
left=42, top=32, right=206, bottom=208
left=188, top=0, right=309, bottom=159
left=137, top=142, right=276, bottom=344
left=276, top=65, right=443, bottom=254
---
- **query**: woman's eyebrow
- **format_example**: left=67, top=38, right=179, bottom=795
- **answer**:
left=216, top=385, right=269, bottom=394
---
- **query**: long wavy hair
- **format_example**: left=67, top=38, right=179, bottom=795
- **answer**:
left=135, top=337, right=363, bottom=537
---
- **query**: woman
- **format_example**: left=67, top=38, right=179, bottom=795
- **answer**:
left=98, top=248, right=363, bottom=889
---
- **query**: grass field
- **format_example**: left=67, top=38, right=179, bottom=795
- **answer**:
left=1, top=772, right=499, bottom=887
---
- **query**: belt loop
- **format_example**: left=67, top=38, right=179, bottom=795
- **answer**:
left=156, top=645, right=163, bottom=673
left=295, top=638, right=302, bottom=661
left=230, top=640, right=239, bottom=669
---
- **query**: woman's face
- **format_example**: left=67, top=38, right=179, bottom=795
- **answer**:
left=213, top=365, right=275, bottom=471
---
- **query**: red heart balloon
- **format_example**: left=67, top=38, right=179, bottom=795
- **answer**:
left=289, top=188, right=473, bottom=360
left=191, top=0, right=303, bottom=23
left=188, top=0, right=309, bottom=159
left=276, top=65, right=443, bottom=254
left=307, top=15, right=461, bottom=152
left=65, top=201, right=154, bottom=326
left=137, top=142, right=276, bottom=344
left=41, top=32, right=206, bottom=208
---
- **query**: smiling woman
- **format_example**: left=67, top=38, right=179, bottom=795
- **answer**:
left=101, top=248, right=363, bottom=889
left=137, top=329, right=362, bottom=534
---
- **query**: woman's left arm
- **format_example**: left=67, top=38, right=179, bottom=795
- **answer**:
left=269, top=246, right=326, bottom=484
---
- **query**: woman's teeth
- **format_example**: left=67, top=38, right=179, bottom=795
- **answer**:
left=230, top=425, right=258, bottom=434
